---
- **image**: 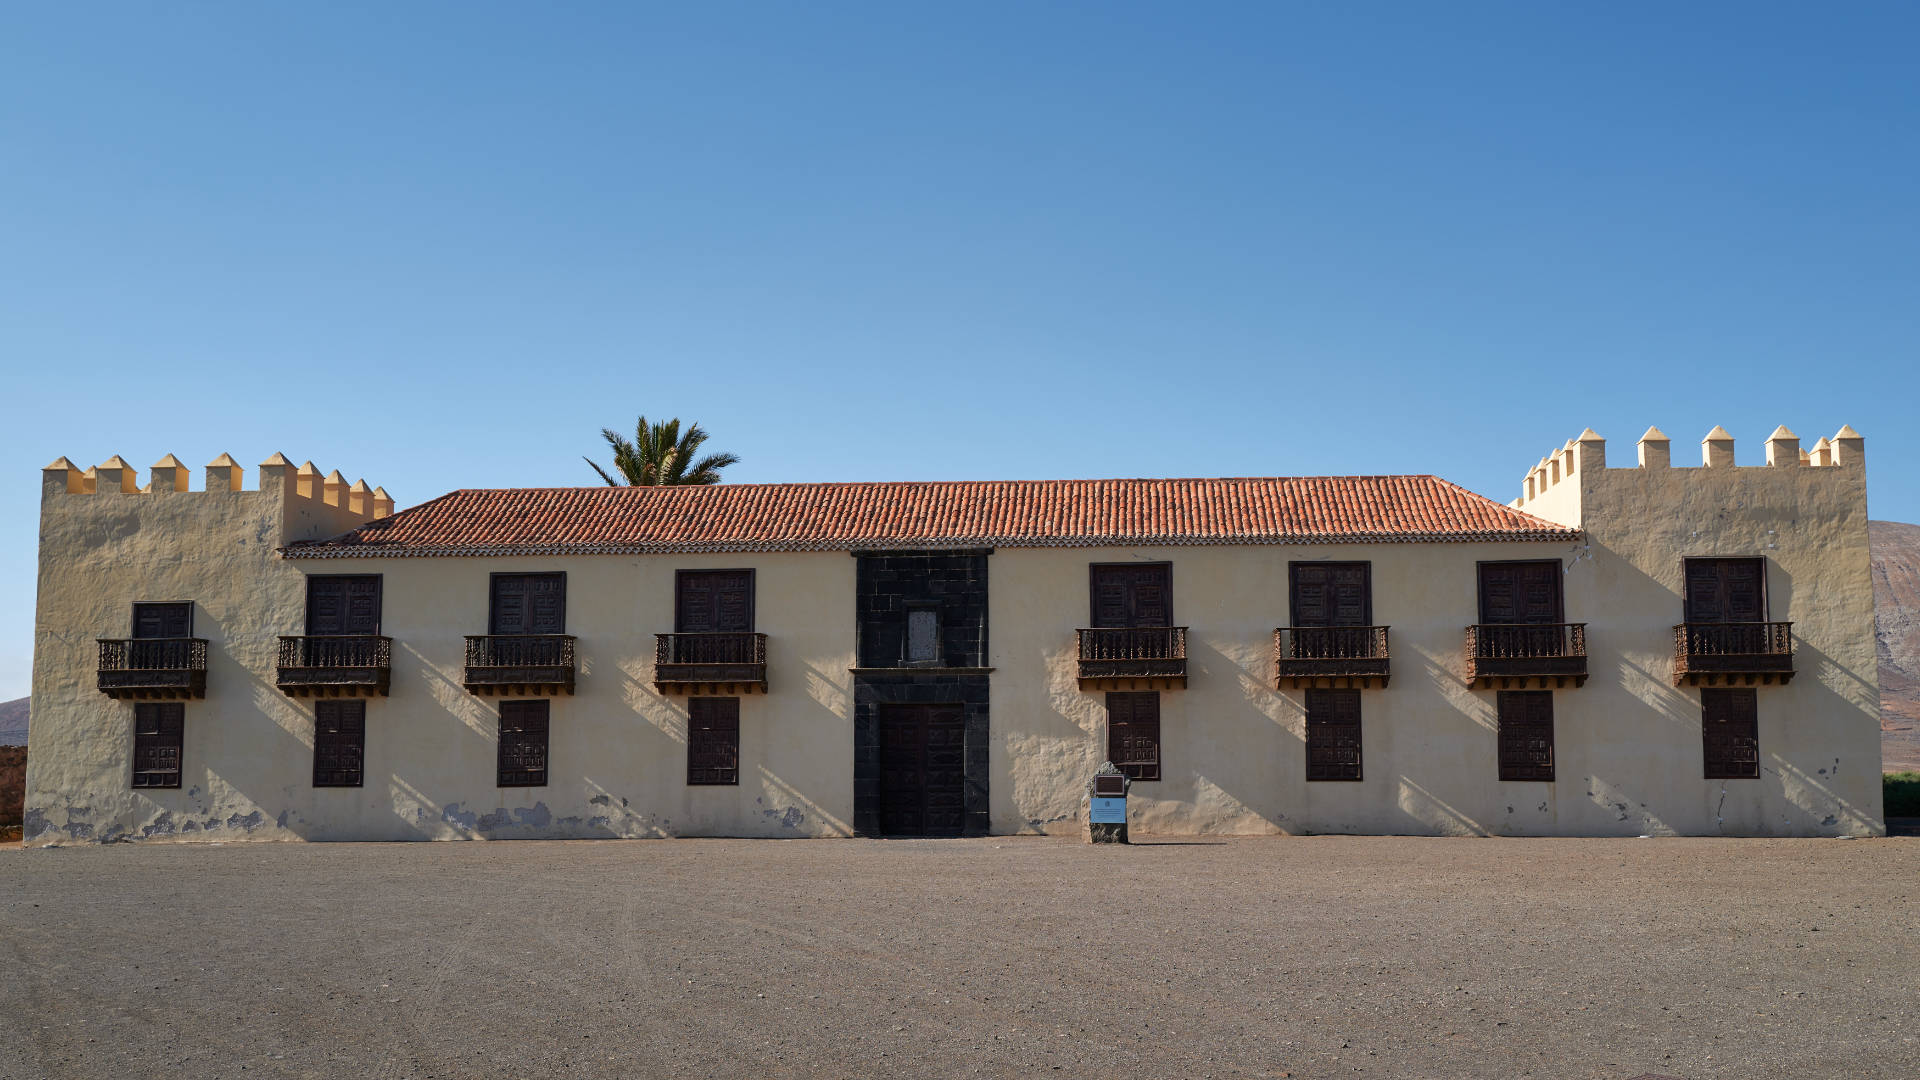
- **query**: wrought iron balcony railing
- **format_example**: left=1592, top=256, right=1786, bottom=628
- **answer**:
left=654, top=632, right=768, bottom=693
left=463, top=634, right=576, bottom=695
left=1672, top=621, right=1794, bottom=686
left=1465, top=623, right=1588, bottom=688
left=97, top=638, right=208, bottom=699
left=276, top=635, right=393, bottom=697
left=1076, top=626, right=1188, bottom=689
left=1275, top=626, right=1391, bottom=688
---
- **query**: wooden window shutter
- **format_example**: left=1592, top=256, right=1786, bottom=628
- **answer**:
left=687, top=697, right=741, bottom=786
left=133, top=602, right=192, bottom=639
left=307, top=577, right=382, bottom=636
left=1702, top=689, right=1760, bottom=779
left=497, top=700, right=550, bottom=787
left=132, top=702, right=185, bottom=789
left=490, top=574, right=566, bottom=636
left=1106, top=691, right=1161, bottom=781
left=1292, top=563, right=1371, bottom=628
left=1685, top=559, right=1767, bottom=624
left=313, top=700, right=366, bottom=787
left=1479, top=563, right=1563, bottom=625
left=1305, top=688, right=1363, bottom=781
left=1496, top=691, right=1555, bottom=781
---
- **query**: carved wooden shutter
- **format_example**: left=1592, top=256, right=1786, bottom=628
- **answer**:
left=307, top=577, right=382, bottom=635
left=1292, top=564, right=1371, bottom=627
left=687, top=697, right=740, bottom=785
left=1702, top=689, right=1760, bottom=779
left=497, top=700, right=550, bottom=786
left=1685, top=559, right=1766, bottom=623
left=1091, top=565, right=1173, bottom=628
left=1305, top=689, right=1363, bottom=780
left=1106, top=691, right=1161, bottom=781
left=1496, top=691, right=1555, bottom=781
left=491, top=574, right=566, bottom=635
left=133, top=602, right=191, bottom=638
left=313, top=700, right=366, bottom=787
left=1479, top=563, right=1563, bottom=624
left=132, top=702, right=184, bottom=788
left=676, top=571, right=754, bottom=633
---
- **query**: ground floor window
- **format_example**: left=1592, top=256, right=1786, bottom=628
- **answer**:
left=132, top=702, right=184, bottom=789
left=313, top=700, right=366, bottom=787
left=1106, top=691, right=1160, bottom=781
left=688, top=697, right=740, bottom=785
left=498, top=700, right=549, bottom=787
left=1702, top=688, right=1760, bottom=779
left=1305, top=688, right=1362, bottom=781
left=1496, top=690, right=1555, bottom=781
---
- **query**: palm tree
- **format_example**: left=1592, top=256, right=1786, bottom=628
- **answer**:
left=586, top=415, right=741, bottom=486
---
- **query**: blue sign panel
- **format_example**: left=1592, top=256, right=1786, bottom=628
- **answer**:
left=1090, top=797, right=1127, bottom=824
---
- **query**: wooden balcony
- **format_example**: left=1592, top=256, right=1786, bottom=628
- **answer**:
left=97, top=638, right=207, bottom=699
left=463, top=635, right=575, bottom=695
left=654, top=632, right=768, bottom=694
left=1275, top=626, right=1391, bottom=689
left=1465, top=623, right=1588, bottom=689
left=1673, top=622, right=1794, bottom=686
left=277, top=635, right=392, bottom=697
left=1077, top=627, right=1187, bottom=690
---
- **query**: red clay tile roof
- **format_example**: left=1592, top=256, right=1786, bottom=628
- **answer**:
left=282, top=477, right=1578, bottom=558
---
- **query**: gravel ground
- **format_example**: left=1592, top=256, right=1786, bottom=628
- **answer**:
left=2, top=835, right=1917, bottom=1080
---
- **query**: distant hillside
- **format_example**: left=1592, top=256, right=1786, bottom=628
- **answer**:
left=1872, top=521, right=1920, bottom=773
left=0, top=697, right=25, bottom=747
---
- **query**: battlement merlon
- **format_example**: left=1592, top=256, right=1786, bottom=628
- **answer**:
left=1512, top=425, right=1866, bottom=530
left=41, top=452, right=391, bottom=520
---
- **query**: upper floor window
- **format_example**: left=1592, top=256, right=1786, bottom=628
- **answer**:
left=1684, top=558, right=1766, bottom=623
left=490, top=573, right=566, bottom=635
left=307, top=576, right=382, bottom=635
left=675, top=570, right=754, bottom=633
left=133, top=602, right=192, bottom=639
left=1090, top=563, right=1172, bottom=627
left=1478, top=561, right=1563, bottom=624
left=1290, top=563, right=1372, bottom=627
left=905, top=607, right=940, bottom=664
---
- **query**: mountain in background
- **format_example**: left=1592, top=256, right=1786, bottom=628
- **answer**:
left=0, top=697, right=25, bottom=747
left=1871, top=521, right=1920, bottom=773
left=0, top=526, right=1916, bottom=765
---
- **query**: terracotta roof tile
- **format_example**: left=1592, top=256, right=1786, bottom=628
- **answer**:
left=283, top=476, right=1578, bottom=558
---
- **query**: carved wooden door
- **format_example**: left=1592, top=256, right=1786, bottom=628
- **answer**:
left=1702, top=689, right=1760, bottom=779
left=675, top=570, right=754, bottom=633
left=878, top=704, right=966, bottom=836
left=306, top=576, right=382, bottom=635
left=1106, top=691, right=1161, bottom=781
left=1684, top=559, right=1766, bottom=623
left=490, top=574, right=566, bottom=635
left=1090, top=564, right=1172, bottom=627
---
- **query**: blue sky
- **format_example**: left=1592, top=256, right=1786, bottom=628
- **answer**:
left=3, top=2, right=1915, bottom=699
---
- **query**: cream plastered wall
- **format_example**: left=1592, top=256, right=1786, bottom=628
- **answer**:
left=987, top=528, right=1879, bottom=837
left=27, top=460, right=381, bottom=844
left=1512, top=430, right=1882, bottom=836
left=30, top=459, right=858, bottom=845
left=285, top=550, right=856, bottom=841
